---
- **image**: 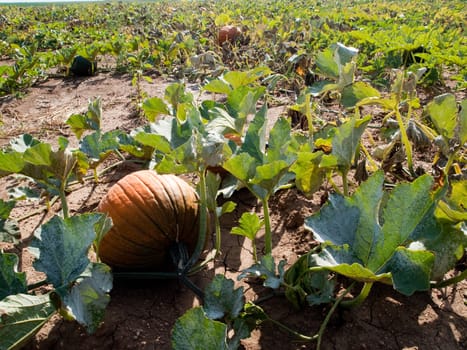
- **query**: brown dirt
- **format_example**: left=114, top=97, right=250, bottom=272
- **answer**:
left=0, top=72, right=465, bottom=350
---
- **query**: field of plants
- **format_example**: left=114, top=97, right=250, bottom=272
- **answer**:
left=0, top=0, right=466, bottom=349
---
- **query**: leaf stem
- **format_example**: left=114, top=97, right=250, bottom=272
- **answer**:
left=187, top=169, right=208, bottom=272
left=340, top=282, right=373, bottom=309
left=316, top=282, right=355, bottom=349
left=395, top=108, right=414, bottom=176
left=432, top=269, right=467, bottom=289
left=262, top=198, right=272, bottom=255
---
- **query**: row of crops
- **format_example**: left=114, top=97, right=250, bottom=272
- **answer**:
left=1, top=0, right=466, bottom=97
left=0, top=0, right=466, bottom=349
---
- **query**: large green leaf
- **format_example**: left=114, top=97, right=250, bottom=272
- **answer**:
left=62, top=263, right=113, bottom=334
left=28, top=214, right=103, bottom=288
left=142, top=96, right=170, bottom=122
left=291, top=147, right=325, bottom=196
left=204, top=275, right=244, bottom=320
left=304, top=172, right=443, bottom=295
left=426, top=93, right=458, bottom=139
left=0, top=293, right=55, bottom=350
left=0, top=199, right=20, bottom=243
left=0, top=253, right=27, bottom=300
left=172, top=307, right=228, bottom=350
left=320, top=116, right=371, bottom=171
left=341, top=82, right=381, bottom=108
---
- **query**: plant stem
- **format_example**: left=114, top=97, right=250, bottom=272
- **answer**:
left=27, top=279, right=48, bottom=291
left=59, top=188, right=69, bottom=219
left=262, top=198, right=272, bottom=255
left=340, top=282, right=373, bottom=309
left=214, top=213, right=222, bottom=256
left=187, top=169, right=208, bottom=272
left=432, top=269, right=467, bottom=289
left=316, top=282, right=355, bottom=349
left=395, top=108, right=415, bottom=176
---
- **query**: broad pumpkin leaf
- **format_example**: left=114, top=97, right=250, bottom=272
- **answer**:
left=291, top=147, right=325, bottom=196
left=0, top=151, right=25, bottom=173
left=341, top=81, right=381, bottom=108
left=304, top=171, right=443, bottom=295
left=172, top=307, right=228, bottom=350
left=238, top=254, right=286, bottom=290
left=0, top=293, right=55, bottom=350
left=29, top=214, right=103, bottom=288
left=240, top=104, right=268, bottom=163
left=142, top=96, right=170, bottom=122
left=204, top=274, right=244, bottom=320
left=460, top=99, right=467, bottom=144
left=0, top=199, right=20, bottom=243
left=66, top=98, right=102, bottom=139
left=435, top=180, right=467, bottom=223
left=426, top=93, right=458, bottom=139
left=320, top=116, right=371, bottom=171
left=79, top=130, right=122, bottom=161
left=0, top=252, right=27, bottom=300
left=62, top=263, right=113, bottom=334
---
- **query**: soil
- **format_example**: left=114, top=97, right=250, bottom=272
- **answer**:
left=0, top=71, right=465, bottom=350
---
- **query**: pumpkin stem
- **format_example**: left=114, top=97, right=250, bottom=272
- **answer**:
left=170, top=242, right=205, bottom=301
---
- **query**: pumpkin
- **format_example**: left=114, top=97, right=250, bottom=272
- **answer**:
left=97, top=170, right=202, bottom=270
left=217, top=25, right=241, bottom=45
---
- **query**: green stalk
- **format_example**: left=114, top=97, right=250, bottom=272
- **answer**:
left=59, top=186, right=69, bottom=220
left=187, top=169, right=208, bottom=271
left=214, top=213, right=222, bottom=256
left=262, top=198, right=272, bottom=255
left=316, top=282, right=355, bottom=350
left=340, top=282, right=373, bottom=309
left=395, top=109, right=414, bottom=175
left=432, top=269, right=467, bottom=289
left=341, top=168, right=349, bottom=197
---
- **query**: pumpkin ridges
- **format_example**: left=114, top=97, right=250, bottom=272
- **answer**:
left=125, top=173, right=175, bottom=241
left=105, top=179, right=169, bottom=246
left=159, top=174, right=200, bottom=251
left=97, top=170, right=202, bottom=269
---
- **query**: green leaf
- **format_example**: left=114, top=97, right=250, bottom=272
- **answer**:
left=0, top=253, right=27, bottom=300
left=0, top=293, right=55, bottom=350
left=240, top=104, right=268, bottom=162
left=460, top=99, right=467, bottom=144
left=23, top=142, right=52, bottom=166
left=266, top=117, right=292, bottom=162
left=341, top=82, right=381, bottom=108
left=426, top=93, right=458, bottom=139
left=204, top=275, right=244, bottom=320
left=172, top=307, right=228, bottom=350
left=223, top=152, right=258, bottom=183
left=0, top=199, right=20, bottom=243
left=29, top=214, right=103, bottom=288
left=322, top=116, right=370, bottom=171
left=380, top=247, right=434, bottom=295
left=203, top=79, right=232, bottom=95
left=66, top=98, right=102, bottom=139
left=0, top=151, right=25, bottom=173
left=142, top=96, right=170, bottom=122
left=250, top=160, right=290, bottom=194
left=436, top=180, right=467, bottom=222
left=291, top=149, right=325, bottom=196
left=79, top=130, right=121, bottom=161
left=62, top=263, right=113, bottom=334
left=238, top=255, right=286, bottom=289
left=231, top=212, right=264, bottom=241
left=304, top=172, right=443, bottom=295
left=315, top=48, right=338, bottom=79
left=133, top=132, right=172, bottom=154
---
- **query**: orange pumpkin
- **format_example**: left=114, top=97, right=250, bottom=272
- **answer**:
left=97, top=170, right=201, bottom=270
left=218, top=25, right=241, bottom=45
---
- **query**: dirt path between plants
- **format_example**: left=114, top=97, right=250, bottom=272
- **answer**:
left=0, top=72, right=465, bottom=350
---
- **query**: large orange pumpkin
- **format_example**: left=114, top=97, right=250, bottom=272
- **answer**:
left=97, top=170, right=201, bottom=270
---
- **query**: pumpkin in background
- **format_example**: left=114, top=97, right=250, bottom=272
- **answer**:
left=217, top=25, right=241, bottom=45
left=97, top=170, right=202, bottom=270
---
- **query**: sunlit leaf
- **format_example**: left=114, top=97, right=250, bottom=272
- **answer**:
left=0, top=293, right=55, bottom=350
